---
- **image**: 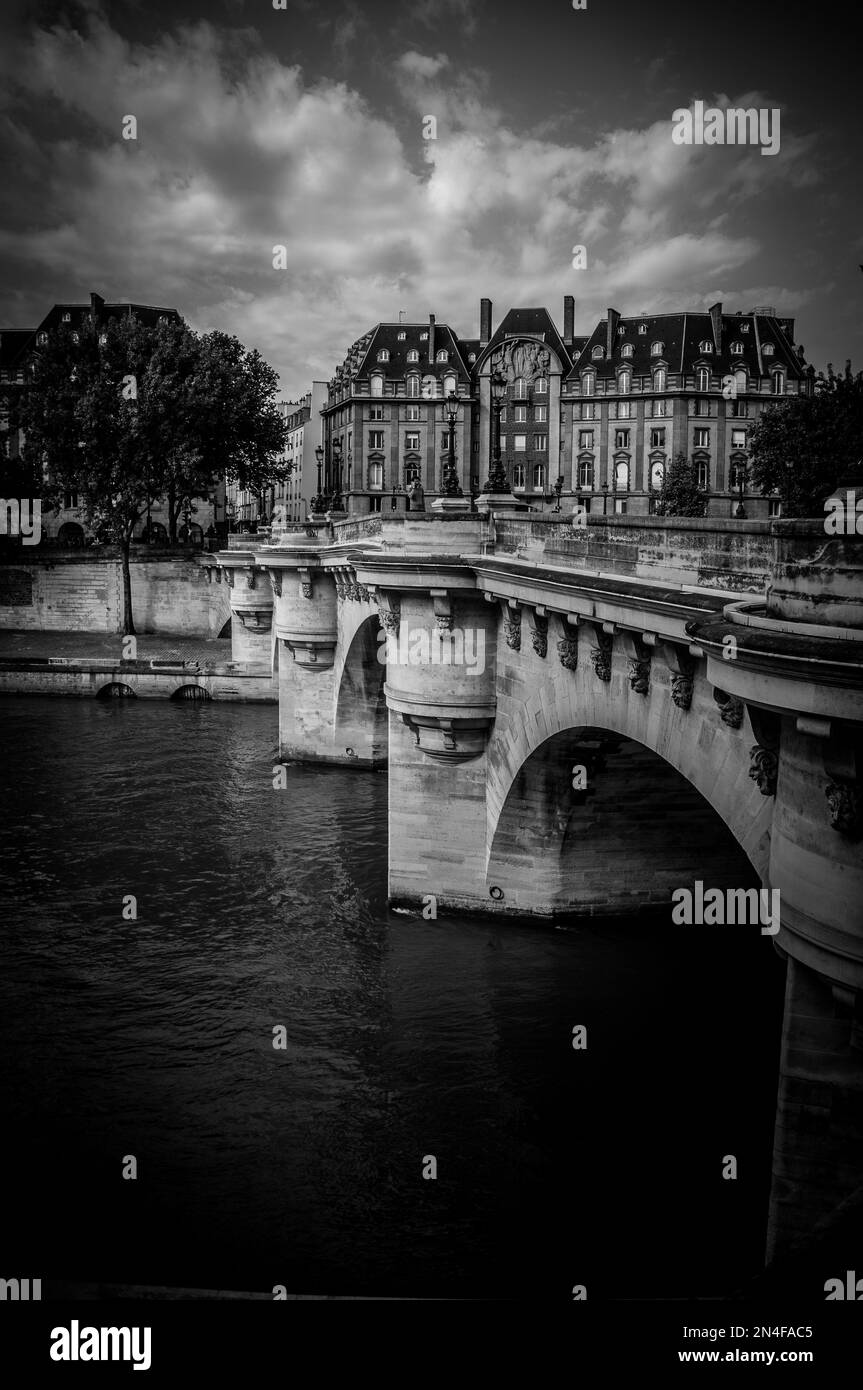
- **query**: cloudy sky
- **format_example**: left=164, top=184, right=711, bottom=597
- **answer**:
left=0, top=0, right=859, bottom=396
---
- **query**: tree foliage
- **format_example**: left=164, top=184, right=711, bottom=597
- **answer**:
left=655, top=451, right=707, bottom=518
left=749, top=360, right=863, bottom=517
left=12, top=316, right=288, bottom=632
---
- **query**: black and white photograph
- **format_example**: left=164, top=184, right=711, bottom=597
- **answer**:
left=0, top=0, right=860, bottom=1372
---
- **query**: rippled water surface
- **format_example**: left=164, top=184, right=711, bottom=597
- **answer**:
left=0, top=696, right=785, bottom=1297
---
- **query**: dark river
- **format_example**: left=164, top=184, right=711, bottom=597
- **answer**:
left=0, top=697, right=785, bottom=1299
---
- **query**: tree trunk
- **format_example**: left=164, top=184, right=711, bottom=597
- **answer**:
left=120, top=534, right=135, bottom=635
left=168, top=484, right=177, bottom=543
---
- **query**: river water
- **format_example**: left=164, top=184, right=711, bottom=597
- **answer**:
left=0, top=697, right=785, bottom=1298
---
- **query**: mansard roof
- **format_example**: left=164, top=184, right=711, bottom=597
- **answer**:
left=480, top=307, right=574, bottom=374
left=354, top=322, right=472, bottom=383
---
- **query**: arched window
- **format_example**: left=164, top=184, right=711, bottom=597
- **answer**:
left=650, top=457, right=665, bottom=492
left=730, top=341, right=744, bottom=355
left=615, top=458, right=630, bottom=491
left=37, top=332, right=47, bottom=345
left=370, top=374, right=383, bottom=397
left=772, top=370, right=785, bottom=394
left=404, top=458, right=421, bottom=483
left=618, top=369, right=631, bottom=394
left=436, top=348, right=448, bottom=363
left=513, top=376, right=528, bottom=400
left=407, top=374, right=420, bottom=397
left=578, top=458, right=593, bottom=489
left=443, top=373, right=457, bottom=396
left=696, top=366, right=710, bottom=393
left=582, top=370, right=595, bottom=394
left=512, top=462, right=526, bottom=489
left=699, top=340, right=713, bottom=354
left=377, top=349, right=389, bottom=362
left=620, top=344, right=633, bottom=359
left=533, top=463, right=546, bottom=490
left=651, top=341, right=664, bottom=356
left=653, top=367, right=666, bottom=392
left=762, top=343, right=774, bottom=356
left=592, top=345, right=604, bottom=360
left=407, top=349, right=419, bottom=363
left=535, top=376, right=548, bottom=393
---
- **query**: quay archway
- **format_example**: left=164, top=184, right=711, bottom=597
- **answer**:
left=334, top=612, right=387, bottom=767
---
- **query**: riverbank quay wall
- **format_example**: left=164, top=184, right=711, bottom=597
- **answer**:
left=0, top=545, right=230, bottom=636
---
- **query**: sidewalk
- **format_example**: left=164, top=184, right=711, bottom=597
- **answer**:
left=0, top=629, right=232, bottom=670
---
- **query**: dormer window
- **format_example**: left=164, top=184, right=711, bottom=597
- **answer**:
left=582, top=370, right=595, bottom=394
left=762, top=343, right=774, bottom=356
left=617, top=326, right=626, bottom=336
left=618, top=369, right=631, bottom=394
left=62, top=313, right=71, bottom=323
left=772, top=370, right=785, bottom=394
left=397, top=332, right=406, bottom=340
left=620, top=344, right=633, bottom=358
left=37, top=332, right=48, bottom=344
left=370, top=373, right=383, bottom=397
left=443, top=373, right=457, bottom=395
left=699, top=341, right=713, bottom=353
left=407, top=349, right=419, bottom=363
left=638, top=324, right=648, bottom=334
left=653, top=367, right=666, bottom=392
left=407, top=374, right=420, bottom=397
left=468, top=352, right=476, bottom=363
left=420, top=332, right=428, bottom=341
left=696, top=366, right=710, bottom=392
left=730, top=342, right=744, bottom=355
left=651, top=341, right=664, bottom=356
left=592, top=345, right=604, bottom=360
left=377, top=349, right=390, bottom=363
left=740, top=323, right=750, bottom=333
left=436, top=348, right=448, bottom=363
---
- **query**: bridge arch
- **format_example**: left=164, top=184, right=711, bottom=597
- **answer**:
left=334, top=609, right=387, bottom=766
left=96, top=682, right=136, bottom=699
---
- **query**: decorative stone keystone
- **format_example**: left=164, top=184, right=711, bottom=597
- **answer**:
left=825, top=780, right=862, bottom=839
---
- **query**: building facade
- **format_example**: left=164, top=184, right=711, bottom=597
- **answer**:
left=321, top=298, right=812, bottom=519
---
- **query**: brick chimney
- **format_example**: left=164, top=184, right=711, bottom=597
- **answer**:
left=480, top=297, right=492, bottom=345
left=563, top=295, right=575, bottom=346
left=709, top=301, right=722, bottom=354
left=90, top=292, right=105, bottom=318
left=428, top=313, right=435, bottom=362
left=606, top=307, right=620, bottom=358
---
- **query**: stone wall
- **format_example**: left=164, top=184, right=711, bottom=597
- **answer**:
left=0, top=549, right=230, bottom=636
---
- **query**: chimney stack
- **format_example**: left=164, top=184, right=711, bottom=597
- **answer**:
left=480, top=297, right=492, bottom=345
left=428, top=313, right=435, bottom=362
left=563, top=295, right=575, bottom=346
left=90, top=292, right=105, bottom=318
left=606, top=307, right=620, bottom=358
left=709, top=301, right=722, bottom=354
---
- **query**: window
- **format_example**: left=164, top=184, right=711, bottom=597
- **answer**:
left=369, top=405, right=384, bottom=420
left=37, top=332, right=47, bottom=344
left=740, top=323, right=750, bottom=333
left=419, top=332, right=428, bottom=341
left=650, top=459, right=665, bottom=492
left=768, top=498, right=782, bottom=517
left=592, top=346, right=604, bottom=360
left=62, top=313, right=71, bottom=323
left=444, top=374, right=457, bottom=395
left=436, top=349, right=448, bottom=363
left=730, top=341, right=744, bottom=355
left=762, top=343, right=774, bottom=356
left=533, top=463, right=546, bottom=489
left=615, top=460, right=630, bottom=491
left=652, top=398, right=668, bottom=417
left=534, top=434, right=547, bottom=451
left=618, top=369, right=631, bottom=394
left=369, top=430, right=384, bottom=449
left=696, top=366, right=710, bottom=392
left=371, top=374, right=383, bottom=397
left=405, top=432, right=420, bottom=450
left=638, top=323, right=648, bottom=334
left=651, top=341, right=664, bottom=356
left=535, top=405, right=547, bottom=422
left=579, top=430, right=594, bottom=450
left=579, top=459, right=593, bottom=488
left=731, top=429, right=746, bottom=449
left=369, top=495, right=382, bottom=513
left=64, top=491, right=79, bottom=509
left=398, top=331, right=406, bottom=340
left=440, top=430, right=453, bottom=450
left=468, top=352, right=476, bottom=363
left=734, top=368, right=747, bottom=395
left=614, top=498, right=628, bottom=514
left=406, top=404, right=420, bottom=421
left=535, top=376, right=548, bottom=394
left=582, top=370, right=595, bottom=394
left=650, top=428, right=666, bottom=449
left=699, top=341, right=713, bottom=354
left=514, top=435, right=527, bottom=451
left=615, top=429, right=630, bottom=449
left=729, top=460, right=746, bottom=490
left=405, top=460, right=420, bottom=483
left=499, top=406, right=507, bottom=423
left=694, top=427, right=710, bottom=448
left=377, top=349, right=389, bottom=362
left=407, top=374, right=420, bottom=397
left=653, top=367, right=666, bottom=392
left=772, top=371, right=785, bottom=394
left=407, top=349, right=419, bottom=363
left=618, top=400, right=631, bottom=419
left=369, top=461, right=384, bottom=489
left=730, top=399, right=747, bottom=417
left=620, top=344, right=633, bottom=358
left=694, top=398, right=710, bottom=416
left=581, top=402, right=596, bottom=420
left=514, top=405, right=527, bottom=423
left=512, top=463, right=526, bottom=489
left=514, top=377, right=528, bottom=399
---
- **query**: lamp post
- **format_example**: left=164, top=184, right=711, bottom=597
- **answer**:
left=483, top=369, right=509, bottom=493
left=330, top=442, right=344, bottom=511
left=552, top=474, right=564, bottom=512
left=734, top=459, right=747, bottom=518
left=311, top=444, right=327, bottom=515
left=441, top=391, right=463, bottom=497
left=470, top=474, right=479, bottom=511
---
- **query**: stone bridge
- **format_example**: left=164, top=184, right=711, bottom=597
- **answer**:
left=209, top=507, right=863, bottom=1273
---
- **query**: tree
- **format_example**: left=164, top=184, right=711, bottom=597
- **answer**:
left=18, top=317, right=288, bottom=633
left=749, top=360, right=863, bottom=517
left=656, top=451, right=707, bottom=518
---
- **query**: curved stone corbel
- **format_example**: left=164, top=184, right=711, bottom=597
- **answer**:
left=500, top=600, right=521, bottom=652
left=375, top=594, right=401, bottom=634
left=713, top=688, right=744, bottom=729
left=223, top=568, right=235, bottom=589
left=243, top=567, right=257, bottom=590
left=432, top=590, right=455, bottom=633
left=530, top=607, right=549, bottom=658
left=825, top=780, right=862, bottom=839
left=659, top=642, right=696, bottom=710
left=268, top=570, right=283, bottom=598
left=621, top=633, right=652, bottom=695
left=749, top=744, right=779, bottom=796
left=234, top=607, right=272, bottom=633
left=588, top=625, right=613, bottom=682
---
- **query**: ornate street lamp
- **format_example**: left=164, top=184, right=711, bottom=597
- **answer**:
left=330, top=442, right=344, bottom=511
left=441, top=390, right=463, bottom=497
left=311, top=444, right=327, bottom=514
left=483, top=369, right=509, bottom=493
left=552, top=474, right=564, bottom=512
left=734, top=459, right=747, bottom=518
